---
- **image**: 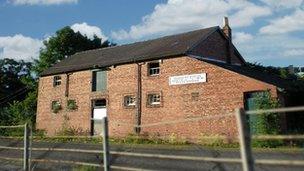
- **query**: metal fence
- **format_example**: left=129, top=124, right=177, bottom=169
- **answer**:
left=0, top=106, right=304, bottom=171
left=0, top=123, right=30, bottom=170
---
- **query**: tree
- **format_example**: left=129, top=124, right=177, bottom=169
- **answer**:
left=33, top=26, right=113, bottom=75
left=1, top=26, right=114, bottom=132
left=246, top=62, right=304, bottom=92
left=250, top=92, right=283, bottom=147
left=0, top=58, right=32, bottom=105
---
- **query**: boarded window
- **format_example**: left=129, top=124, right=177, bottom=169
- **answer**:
left=191, top=92, right=199, bottom=101
left=92, top=70, right=107, bottom=91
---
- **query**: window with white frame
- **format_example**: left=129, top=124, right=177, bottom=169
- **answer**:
left=147, top=93, right=161, bottom=106
left=124, top=95, right=136, bottom=107
left=148, top=62, right=160, bottom=76
left=53, top=75, right=61, bottom=87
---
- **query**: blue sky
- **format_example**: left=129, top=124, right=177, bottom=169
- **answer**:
left=0, top=0, right=303, bottom=67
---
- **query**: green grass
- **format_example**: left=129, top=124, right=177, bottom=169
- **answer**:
left=72, top=165, right=98, bottom=171
left=2, top=132, right=304, bottom=152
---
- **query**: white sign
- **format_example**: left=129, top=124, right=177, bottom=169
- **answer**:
left=169, top=73, right=207, bottom=85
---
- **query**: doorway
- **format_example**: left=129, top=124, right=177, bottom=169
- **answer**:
left=244, top=91, right=266, bottom=134
left=91, top=99, right=107, bottom=136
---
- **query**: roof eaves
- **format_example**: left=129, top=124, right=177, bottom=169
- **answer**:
left=40, top=53, right=187, bottom=77
left=199, top=59, right=291, bottom=89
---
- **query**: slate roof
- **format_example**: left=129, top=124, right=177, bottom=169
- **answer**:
left=199, top=59, right=293, bottom=90
left=41, top=26, right=220, bottom=76
left=40, top=25, right=292, bottom=90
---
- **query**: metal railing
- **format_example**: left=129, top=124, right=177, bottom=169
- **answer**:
left=0, top=106, right=304, bottom=171
left=0, top=124, right=29, bottom=170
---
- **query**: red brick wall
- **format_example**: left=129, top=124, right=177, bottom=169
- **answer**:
left=36, top=56, right=277, bottom=140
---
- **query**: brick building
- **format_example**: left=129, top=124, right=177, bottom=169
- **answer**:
left=36, top=18, right=289, bottom=140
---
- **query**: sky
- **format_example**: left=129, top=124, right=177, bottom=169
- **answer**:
left=0, top=0, right=303, bottom=67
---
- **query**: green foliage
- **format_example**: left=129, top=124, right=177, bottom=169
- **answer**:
left=56, top=126, right=89, bottom=136
left=0, top=26, right=114, bottom=134
left=51, top=101, right=62, bottom=113
left=0, top=90, right=37, bottom=136
left=246, top=62, right=297, bottom=80
left=67, top=99, right=77, bottom=110
left=111, top=134, right=190, bottom=145
left=249, top=92, right=283, bottom=147
left=0, top=58, right=33, bottom=104
left=73, top=165, right=98, bottom=171
left=246, top=62, right=304, bottom=92
left=33, top=26, right=113, bottom=75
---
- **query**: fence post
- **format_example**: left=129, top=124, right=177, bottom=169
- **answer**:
left=235, top=108, right=254, bottom=171
left=102, top=117, right=110, bottom=171
left=23, top=123, right=29, bottom=171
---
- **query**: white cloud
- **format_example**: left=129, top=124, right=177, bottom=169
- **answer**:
left=229, top=5, right=271, bottom=27
left=260, top=9, right=304, bottom=35
left=233, top=32, right=253, bottom=44
left=0, top=34, right=43, bottom=61
left=71, top=22, right=108, bottom=41
left=283, top=49, right=304, bottom=57
left=260, top=0, right=304, bottom=9
left=9, top=0, right=78, bottom=5
left=111, top=0, right=272, bottom=41
left=235, top=34, right=304, bottom=65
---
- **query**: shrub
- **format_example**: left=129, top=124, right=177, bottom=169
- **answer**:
left=52, top=101, right=61, bottom=113
left=67, top=99, right=77, bottom=111
left=249, top=92, right=283, bottom=147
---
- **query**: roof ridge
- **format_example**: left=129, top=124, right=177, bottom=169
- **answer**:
left=41, top=25, right=224, bottom=76
left=73, top=26, right=220, bottom=56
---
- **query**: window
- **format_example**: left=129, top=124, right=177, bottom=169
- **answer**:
left=53, top=76, right=61, bottom=87
left=92, top=70, right=107, bottom=91
left=147, top=93, right=161, bottom=106
left=124, top=95, right=136, bottom=107
left=67, top=99, right=77, bottom=110
left=94, top=99, right=106, bottom=108
left=191, top=92, right=199, bottom=101
left=51, top=101, right=61, bottom=113
left=148, top=62, right=160, bottom=76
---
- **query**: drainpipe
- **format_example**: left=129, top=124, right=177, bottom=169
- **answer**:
left=135, top=63, right=142, bottom=134
left=65, top=73, right=71, bottom=97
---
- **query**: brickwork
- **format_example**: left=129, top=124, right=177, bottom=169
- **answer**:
left=189, top=30, right=243, bottom=65
left=36, top=56, right=278, bottom=141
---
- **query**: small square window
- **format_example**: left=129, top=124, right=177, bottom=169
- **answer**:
left=67, top=99, right=77, bottom=110
left=53, top=76, right=61, bottom=87
left=148, top=93, right=161, bottom=106
left=148, top=62, right=160, bottom=76
left=191, top=92, right=199, bottom=101
left=124, top=95, right=136, bottom=107
left=51, top=101, right=61, bottom=113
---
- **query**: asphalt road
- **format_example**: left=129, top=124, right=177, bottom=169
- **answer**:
left=0, top=138, right=303, bottom=171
